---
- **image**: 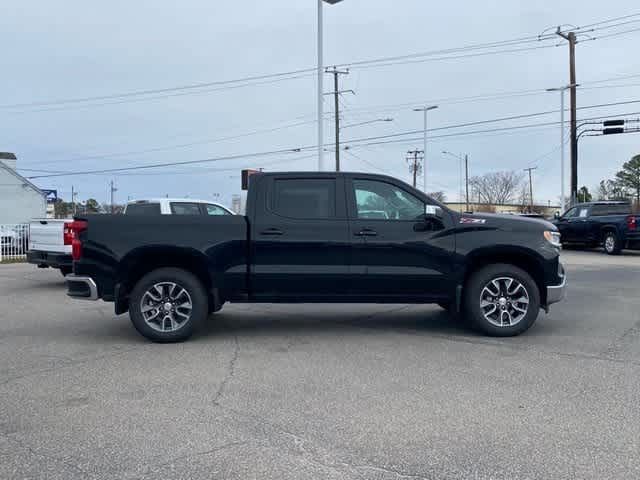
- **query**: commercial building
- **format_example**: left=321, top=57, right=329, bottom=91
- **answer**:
left=0, top=153, right=46, bottom=224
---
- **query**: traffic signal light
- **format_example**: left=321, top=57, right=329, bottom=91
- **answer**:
left=603, top=127, right=625, bottom=135
left=603, top=119, right=625, bottom=127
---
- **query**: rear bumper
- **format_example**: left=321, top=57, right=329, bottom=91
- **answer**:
left=66, top=275, right=99, bottom=300
left=546, top=266, right=567, bottom=305
left=27, top=250, right=72, bottom=268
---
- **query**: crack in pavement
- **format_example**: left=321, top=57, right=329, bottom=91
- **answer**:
left=212, top=334, right=239, bottom=406
left=216, top=403, right=431, bottom=480
left=133, top=440, right=249, bottom=479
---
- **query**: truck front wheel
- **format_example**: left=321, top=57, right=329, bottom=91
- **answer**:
left=464, top=264, right=540, bottom=337
left=129, top=268, right=208, bottom=342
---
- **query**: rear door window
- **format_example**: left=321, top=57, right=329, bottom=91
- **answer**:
left=170, top=202, right=202, bottom=215
left=125, top=202, right=161, bottom=215
left=272, top=179, right=336, bottom=219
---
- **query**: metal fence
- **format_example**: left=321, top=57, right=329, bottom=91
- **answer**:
left=0, top=224, right=29, bottom=262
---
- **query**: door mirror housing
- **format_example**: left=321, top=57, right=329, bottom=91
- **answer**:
left=425, top=205, right=443, bottom=219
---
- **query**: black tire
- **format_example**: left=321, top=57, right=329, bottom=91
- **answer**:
left=59, top=266, right=72, bottom=276
left=603, top=231, right=622, bottom=255
left=464, top=264, right=540, bottom=337
left=129, top=268, right=208, bottom=343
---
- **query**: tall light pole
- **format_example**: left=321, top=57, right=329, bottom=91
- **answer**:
left=318, top=0, right=344, bottom=171
left=442, top=151, right=469, bottom=212
left=546, top=83, right=577, bottom=212
left=413, top=105, right=438, bottom=193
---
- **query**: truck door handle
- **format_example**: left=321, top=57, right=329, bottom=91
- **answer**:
left=260, top=228, right=283, bottom=236
left=355, top=228, right=377, bottom=237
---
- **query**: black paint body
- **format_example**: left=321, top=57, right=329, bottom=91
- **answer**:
left=72, top=172, right=563, bottom=313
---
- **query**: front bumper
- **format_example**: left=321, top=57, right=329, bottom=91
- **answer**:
left=66, top=275, right=99, bottom=300
left=27, top=250, right=72, bottom=268
left=546, top=265, right=567, bottom=305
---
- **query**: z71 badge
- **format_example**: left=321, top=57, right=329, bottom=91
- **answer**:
left=460, top=217, right=486, bottom=224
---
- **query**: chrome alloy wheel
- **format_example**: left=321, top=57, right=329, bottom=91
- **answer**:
left=479, top=277, right=529, bottom=327
left=605, top=235, right=615, bottom=253
left=140, top=282, right=193, bottom=333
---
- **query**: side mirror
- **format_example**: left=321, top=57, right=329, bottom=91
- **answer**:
left=425, top=205, right=443, bottom=219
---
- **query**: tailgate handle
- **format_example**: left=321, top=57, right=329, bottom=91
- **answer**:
left=260, top=228, right=284, bottom=236
left=355, top=228, right=377, bottom=237
left=39, top=221, right=48, bottom=225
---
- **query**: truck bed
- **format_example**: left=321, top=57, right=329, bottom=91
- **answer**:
left=73, top=214, right=249, bottom=302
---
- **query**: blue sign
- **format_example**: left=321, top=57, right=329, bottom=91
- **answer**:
left=41, top=189, right=58, bottom=203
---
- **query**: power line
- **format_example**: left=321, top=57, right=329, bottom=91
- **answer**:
left=23, top=118, right=319, bottom=167
left=0, top=29, right=563, bottom=112
left=22, top=104, right=640, bottom=178
left=0, top=69, right=317, bottom=110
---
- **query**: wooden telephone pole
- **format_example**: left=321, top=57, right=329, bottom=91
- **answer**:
left=406, top=150, right=424, bottom=188
left=523, top=167, right=537, bottom=213
left=556, top=28, right=578, bottom=205
left=324, top=66, right=351, bottom=171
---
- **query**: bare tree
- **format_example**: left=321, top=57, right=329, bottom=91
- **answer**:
left=427, top=191, right=446, bottom=202
left=469, top=171, right=523, bottom=205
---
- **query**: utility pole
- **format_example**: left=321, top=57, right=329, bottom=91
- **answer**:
left=109, top=180, right=118, bottom=213
left=556, top=28, right=578, bottom=205
left=71, top=185, right=77, bottom=216
left=464, top=154, right=469, bottom=213
left=406, top=150, right=424, bottom=188
left=325, top=66, right=350, bottom=171
left=523, top=167, right=537, bottom=213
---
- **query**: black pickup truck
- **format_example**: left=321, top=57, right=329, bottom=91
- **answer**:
left=553, top=201, right=640, bottom=255
left=65, top=172, right=566, bottom=342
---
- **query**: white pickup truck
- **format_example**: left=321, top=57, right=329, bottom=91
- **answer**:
left=27, top=219, right=73, bottom=275
left=27, top=199, right=233, bottom=275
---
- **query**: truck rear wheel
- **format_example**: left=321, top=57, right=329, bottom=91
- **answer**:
left=129, top=268, right=208, bottom=342
left=464, top=264, right=540, bottom=337
left=603, top=231, right=622, bottom=255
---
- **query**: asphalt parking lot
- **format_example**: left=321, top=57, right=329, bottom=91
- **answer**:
left=1, top=250, right=639, bottom=480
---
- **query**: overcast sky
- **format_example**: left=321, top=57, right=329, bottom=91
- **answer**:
left=2, top=1, right=639, bottom=207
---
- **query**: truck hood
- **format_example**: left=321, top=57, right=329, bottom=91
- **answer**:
left=458, top=212, right=557, bottom=232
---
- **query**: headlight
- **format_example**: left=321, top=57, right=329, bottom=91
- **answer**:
left=544, top=230, right=562, bottom=248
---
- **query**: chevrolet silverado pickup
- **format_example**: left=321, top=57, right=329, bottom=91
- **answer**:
left=65, top=172, right=566, bottom=342
left=553, top=201, right=640, bottom=255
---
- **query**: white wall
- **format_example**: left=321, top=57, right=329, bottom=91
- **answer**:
left=0, top=168, right=46, bottom=224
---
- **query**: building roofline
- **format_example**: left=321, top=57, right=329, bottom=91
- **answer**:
left=0, top=162, right=44, bottom=196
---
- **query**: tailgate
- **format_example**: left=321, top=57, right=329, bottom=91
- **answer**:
left=29, top=219, right=71, bottom=254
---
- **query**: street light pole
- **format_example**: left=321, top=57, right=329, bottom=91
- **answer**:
left=317, top=0, right=344, bottom=172
left=414, top=105, right=438, bottom=193
left=317, top=0, right=324, bottom=171
left=547, top=84, right=577, bottom=212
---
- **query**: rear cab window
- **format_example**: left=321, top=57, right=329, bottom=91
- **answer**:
left=124, top=202, right=161, bottom=215
left=170, top=202, right=202, bottom=215
left=272, top=178, right=336, bottom=219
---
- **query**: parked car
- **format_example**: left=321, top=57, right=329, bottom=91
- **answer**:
left=65, top=172, right=566, bottom=342
left=27, top=219, right=73, bottom=275
left=124, top=198, right=233, bottom=216
left=553, top=201, right=640, bottom=255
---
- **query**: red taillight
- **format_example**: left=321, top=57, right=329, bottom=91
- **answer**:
left=627, top=215, right=637, bottom=231
left=63, top=220, right=87, bottom=260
